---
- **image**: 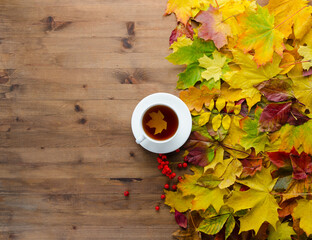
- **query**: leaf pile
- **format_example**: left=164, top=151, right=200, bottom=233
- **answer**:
left=163, top=0, right=312, bottom=239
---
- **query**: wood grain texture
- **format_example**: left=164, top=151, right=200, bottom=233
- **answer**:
left=0, top=0, right=182, bottom=239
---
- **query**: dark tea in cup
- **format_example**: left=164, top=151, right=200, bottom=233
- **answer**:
left=142, top=105, right=179, bottom=141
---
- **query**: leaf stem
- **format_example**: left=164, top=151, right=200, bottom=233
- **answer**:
left=274, top=6, right=307, bottom=30
left=280, top=60, right=311, bottom=68
left=221, top=143, right=250, bottom=156
left=215, top=0, right=219, bottom=9
left=189, top=211, right=197, bottom=229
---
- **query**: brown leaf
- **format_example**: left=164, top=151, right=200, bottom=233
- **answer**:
left=278, top=198, right=298, bottom=218
left=254, top=79, right=293, bottom=102
left=172, top=229, right=201, bottom=240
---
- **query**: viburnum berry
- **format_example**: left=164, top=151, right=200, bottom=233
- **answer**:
left=172, top=185, right=177, bottom=190
left=161, top=194, right=166, bottom=200
left=124, top=191, right=129, bottom=197
left=157, top=157, right=162, bottom=163
left=162, top=155, right=167, bottom=160
left=155, top=205, right=160, bottom=211
left=170, top=173, right=176, bottom=179
left=184, top=156, right=188, bottom=162
left=167, top=169, right=172, bottom=174
left=162, top=169, right=167, bottom=175
left=177, top=163, right=182, bottom=168
left=158, top=165, right=163, bottom=170
left=165, top=161, right=169, bottom=165
left=175, top=149, right=180, bottom=153
left=183, top=162, right=188, bottom=168
left=164, top=184, right=169, bottom=189
left=159, top=154, right=163, bottom=157
left=178, top=176, right=182, bottom=181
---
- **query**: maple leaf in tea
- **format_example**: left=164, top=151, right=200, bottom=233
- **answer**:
left=146, top=110, right=167, bottom=135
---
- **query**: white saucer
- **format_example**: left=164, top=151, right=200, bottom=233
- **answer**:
left=131, top=93, right=192, bottom=154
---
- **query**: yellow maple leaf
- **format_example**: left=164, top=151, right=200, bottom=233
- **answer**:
left=169, top=35, right=193, bottom=52
left=180, top=86, right=220, bottom=112
left=293, top=6, right=312, bottom=40
left=291, top=75, right=312, bottom=111
left=165, top=0, right=203, bottom=25
left=164, top=189, right=194, bottom=213
left=266, top=0, right=311, bottom=38
left=293, top=199, right=312, bottom=236
left=226, top=167, right=279, bottom=234
left=221, top=114, right=231, bottom=130
left=298, top=45, right=312, bottom=70
left=146, top=110, right=167, bottom=135
left=217, top=158, right=243, bottom=189
left=224, top=50, right=282, bottom=110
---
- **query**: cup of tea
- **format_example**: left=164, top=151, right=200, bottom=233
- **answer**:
left=131, top=93, right=192, bottom=154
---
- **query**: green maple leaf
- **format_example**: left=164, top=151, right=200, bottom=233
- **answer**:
left=164, top=189, right=193, bottom=213
left=178, top=166, right=228, bottom=212
left=197, top=206, right=236, bottom=239
left=177, top=62, right=205, bottom=89
left=268, top=222, right=295, bottom=240
left=226, top=167, right=279, bottom=234
left=236, top=5, right=284, bottom=66
left=198, top=51, right=230, bottom=82
left=166, top=37, right=216, bottom=65
left=293, top=198, right=312, bottom=236
left=240, top=107, right=270, bottom=154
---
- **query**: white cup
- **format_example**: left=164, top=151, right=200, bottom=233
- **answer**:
left=131, top=93, right=192, bottom=154
left=135, top=103, right=179, bottom=145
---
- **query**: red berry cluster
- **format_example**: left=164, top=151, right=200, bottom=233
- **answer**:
left=157, top=154, right=176, bottom=179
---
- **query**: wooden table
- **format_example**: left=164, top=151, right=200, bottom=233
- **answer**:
left=0, top=0, right=183, bottom=239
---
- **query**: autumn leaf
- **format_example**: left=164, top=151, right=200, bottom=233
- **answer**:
left=267, top=222, right=295, bottom=240
left=164, top=189, right=193, bottom=213
left=268, top=148, right=312, bottom=180
left=164, top=0, right=195, bottom=25
left=198, top=112, right=211, bottom=126
left=226, top=167, right=279, bottom=234
left=177, top=62, right=205, bottom=89
left=254, top=79, right=293, bottom=102
left=279, top=52, right=296, bottom=74
left=175, top=210, right=188, bottom=228
left=293, top=199, right=312, bottom=236
left=266, top=0, right=310, bottom=38
left=180, top=86, right=220, bottom=112
left=298, top=45, right=312, bottom=70
left=221, top=115, right=231, bottom=131
left=291, top=76, right=312, bottom=111
left=195, top=6, right=232, bottom=49
left=198, top=51, right=229, bottom=83
left=259, top=102, right=291, bottom=132
left=225, top=50, right=282, bottom=109
left=270, top=121, right=312, bottom=154
left=217, top=158, right=243, bottom=189
left=184, top=132, right=214, bottom=167
left=166, top=37, right=216, bottom=65
left=237, top=5, right=284, bottom=66
left=212, top=114, right=222, bottom=131
left=146, top=110, right=167, bottom=135
left=240, top=107, right=270, bottom=154
left=197, top=174, right=221, bottom=188
left=169, top=22, right=194, bottom=45
left=170, top=35, right=193, bottom=52
left=178, top=166, right=228, bottom=212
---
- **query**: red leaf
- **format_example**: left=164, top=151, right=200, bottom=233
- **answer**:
left=169, top=22, right=194, bottom=45
left=175, top=210, right=187, bottom=229
left=240, top=158, right=262, bottom=178
left=267, top=151, right=291, bottom=168
left=287, top=107, right=310, bottom=126
left=259, top=102, right=292, bottom=132
left=183, top=132, right=213, bottom=167
left=290, top=148, right=312, bottom=180
left=254, top=79, right=293, bottom=102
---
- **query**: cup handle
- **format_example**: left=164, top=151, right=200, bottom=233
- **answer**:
left=136, top=135, right=145, bottom=144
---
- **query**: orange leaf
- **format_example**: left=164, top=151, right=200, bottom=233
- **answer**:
left=179, top=86, right=220, bottom=112
left=146, top=110, right=167, bottom=135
